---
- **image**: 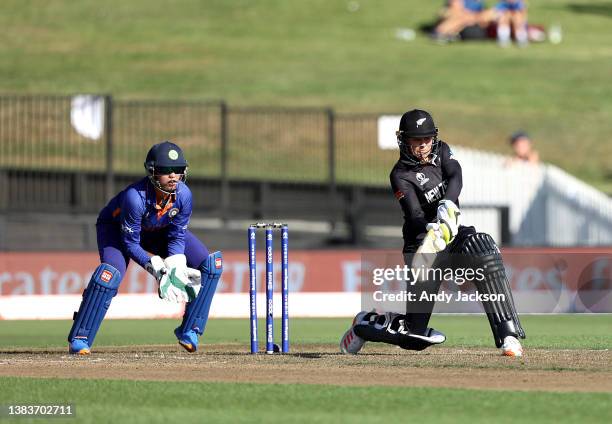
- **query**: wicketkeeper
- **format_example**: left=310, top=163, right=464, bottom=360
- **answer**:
left=68, top=141, right=222, bottom=355
left=340, top=109, right=526, bottom=357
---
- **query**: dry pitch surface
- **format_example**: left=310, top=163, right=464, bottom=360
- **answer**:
left=1, top=344, right=610, bottom=393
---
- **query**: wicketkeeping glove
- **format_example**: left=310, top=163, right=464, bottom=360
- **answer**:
left=157, top=254, right=193, bottom=303
left=184, top=267, right=202, bottom=298
left=145, top=255, right=168, bottom=285
left=436, top=199, right=461, bottom=244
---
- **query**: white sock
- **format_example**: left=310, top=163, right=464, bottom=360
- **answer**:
left=515, top=26, right=528, bottom=44
left=497, top=24, right=511, bottom=43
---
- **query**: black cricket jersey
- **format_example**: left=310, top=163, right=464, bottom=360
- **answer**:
left=389, top=141, right=462, bottom=251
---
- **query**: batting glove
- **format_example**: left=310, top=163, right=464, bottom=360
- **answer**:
left=437, top=199, right=461, bottom=244
left=425, top=222, right=447, bottom=252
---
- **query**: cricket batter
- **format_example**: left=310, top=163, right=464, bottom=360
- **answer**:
left=340, top=109, right=525, bottom=357
left=68, top=141, right=222, bottom=355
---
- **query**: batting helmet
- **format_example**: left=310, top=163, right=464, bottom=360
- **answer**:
left=396, top=109, right=440, bottom=165
left=396, top=109, right=438, bottom=140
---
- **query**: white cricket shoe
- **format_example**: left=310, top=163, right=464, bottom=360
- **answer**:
left=339, top=311, right=369, bottom=354
left=501, top=336, right=523, bottom=357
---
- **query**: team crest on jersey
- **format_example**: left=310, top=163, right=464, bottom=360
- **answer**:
left=169, top=208, right=179, bottom=218
left=416, top=172, right=430, bottom=186
left=394, top=190, right=405, bottom=200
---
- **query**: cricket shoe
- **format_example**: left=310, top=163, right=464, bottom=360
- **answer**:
left=501, top=336, right=523, bottom=357
left=68, top=338, right=91, bottom=355
left=340, top=311, right=372, bottom=354
left=175, top=328, right=199, bottom=353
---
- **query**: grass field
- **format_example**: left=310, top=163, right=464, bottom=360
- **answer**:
left=1, top=0, right=611, bottom=191
left=0, top=315, right=610, bottom=423
left=0, top=315, right=611, bottom=350
left=0, top=378, right=609, bottom=424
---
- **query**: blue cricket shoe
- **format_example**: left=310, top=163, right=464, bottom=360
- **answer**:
left=69, top=338, right=91, bottom=355
left=174, top=328, right=199, bottom=353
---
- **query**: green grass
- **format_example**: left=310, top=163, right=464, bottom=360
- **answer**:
left=1, top=315, right=610, bottom=423
left=1, top=0, right=611, bottom=191
left=0, top=378, right=610, bottom=424
left=0, top=315, right=610, bottom=350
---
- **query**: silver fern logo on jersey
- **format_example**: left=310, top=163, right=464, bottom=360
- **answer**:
left=416, top=172, right=429, bottom=186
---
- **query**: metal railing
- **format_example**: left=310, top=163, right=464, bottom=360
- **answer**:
left=0, top=95, right=402, bottom=228
left=2, top=94, right=609, bottom=248
left=0, top=95, right=400, bottom=190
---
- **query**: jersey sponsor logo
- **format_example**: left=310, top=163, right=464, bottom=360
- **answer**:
left=416, top=172, right=430, bottom=186
left=424, top=180, right=449, bottom=204
left=100, top=270, right=113, bottom=283
left=215, top=257, right=223, bottom=269
left=394, top=190, right=405, bottom=200
left=416, top=117, right=427, bottom=127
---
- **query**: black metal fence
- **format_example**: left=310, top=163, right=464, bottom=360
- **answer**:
left=0, top=94, right=400, bottom=224
left=0, top=94, right=399, bottom=193
left=0, top=94, right=511, bottom=250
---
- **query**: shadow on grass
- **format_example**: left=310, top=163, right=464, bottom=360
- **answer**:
left=568, top=3, right=612, bottom=18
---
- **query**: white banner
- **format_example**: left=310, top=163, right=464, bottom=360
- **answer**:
left=0, top=293, right=361, bottom=320
left=377, top=115, right=401, bottom=149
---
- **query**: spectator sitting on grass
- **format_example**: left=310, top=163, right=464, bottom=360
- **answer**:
left=484, top=0, right=529, bottom=47
left=433, top=0, right=488, bottom=43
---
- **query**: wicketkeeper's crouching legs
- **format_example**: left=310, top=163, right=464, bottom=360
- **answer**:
left=174, top=251, right=223, bottom=352
left=67, top=263, right=122, bottom=355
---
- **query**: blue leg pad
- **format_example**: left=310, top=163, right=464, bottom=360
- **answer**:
left=176, top=252, right=223, bottom=351
left=67, top=263, right=121, bottom=351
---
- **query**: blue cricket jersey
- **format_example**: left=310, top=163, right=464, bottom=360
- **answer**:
left=495, top=0, right=524, bottom=11
left=463, top=0, right=484, bottom=12
left=97, top=177, right=193, bottom=267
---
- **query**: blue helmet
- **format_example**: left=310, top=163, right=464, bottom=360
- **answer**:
left=144, top=141, right=188, bottom=193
